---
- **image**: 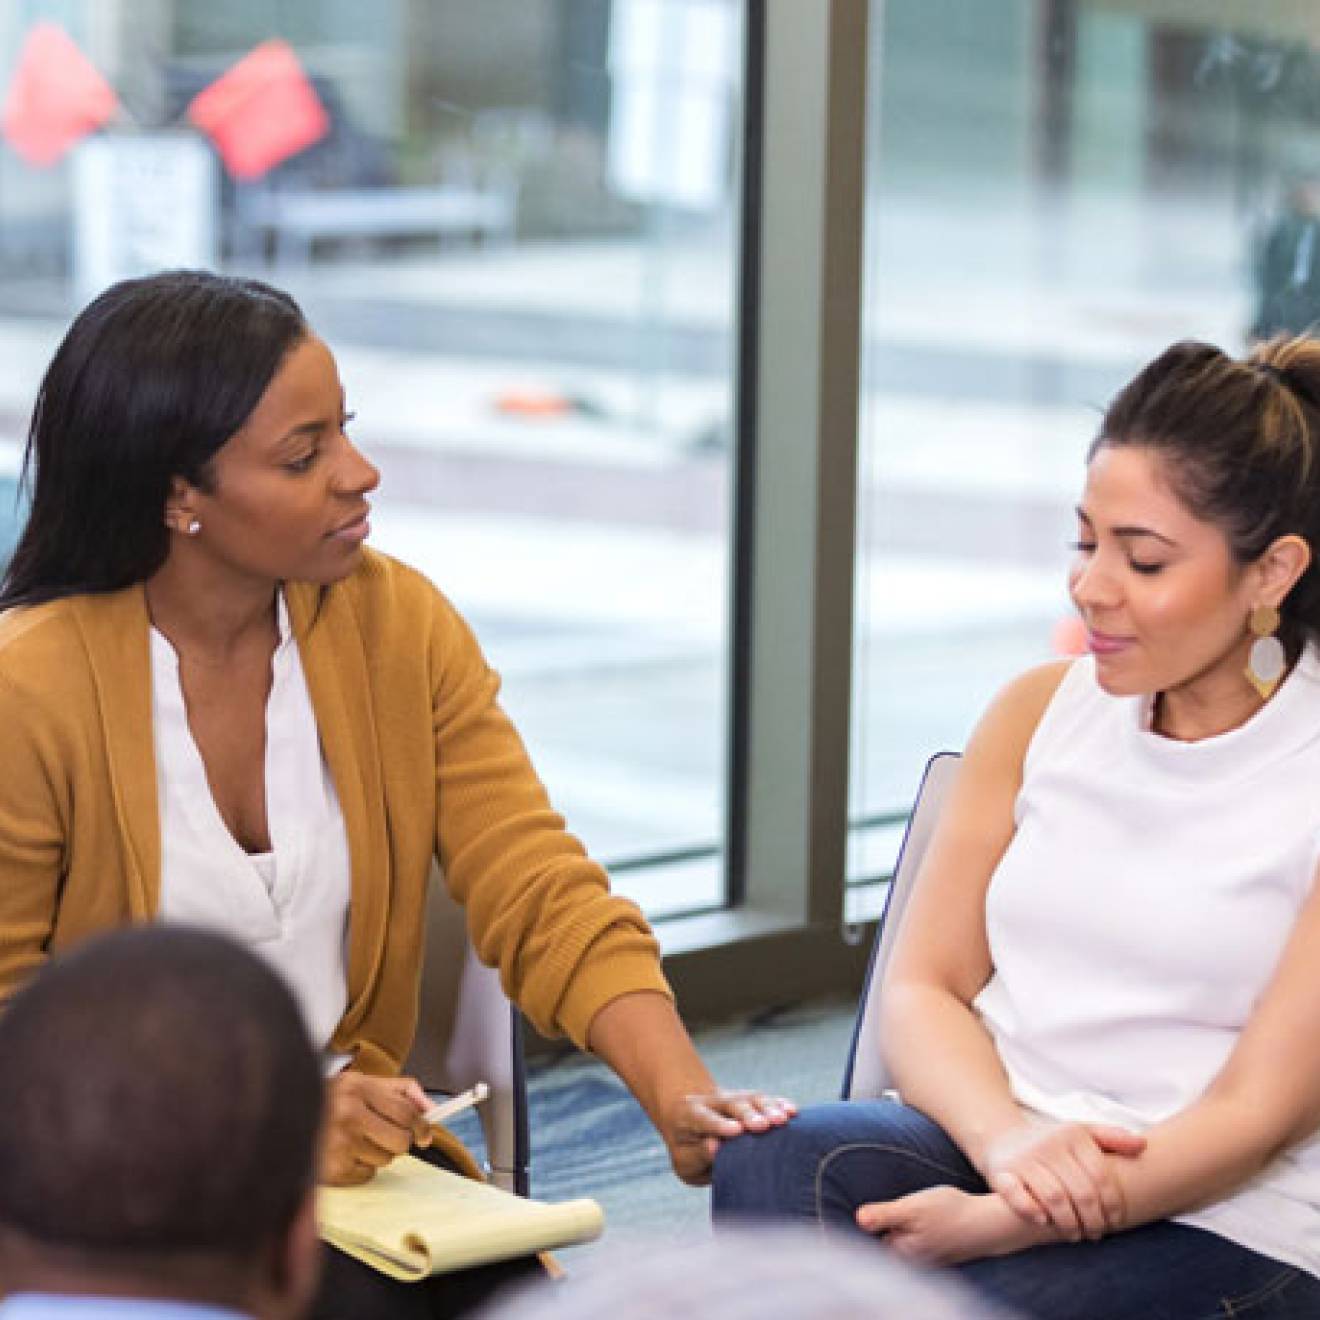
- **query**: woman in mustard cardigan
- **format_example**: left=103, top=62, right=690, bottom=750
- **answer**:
left=0, top=271, right=791, bottom=1318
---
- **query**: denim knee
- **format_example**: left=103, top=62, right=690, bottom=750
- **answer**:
left=712, top=1102, right=880, bottom=1225
left=713, top=1102, right=981, bottom=1230
left=713, top=1127, right=794, bottom=1222
left=713, top=1119, right=815, bottom=1222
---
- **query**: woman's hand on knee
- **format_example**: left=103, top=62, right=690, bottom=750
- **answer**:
left=984, top=1121, right=1145, bottom=1241
left=661, top=1089, right=797, bottom=1187
left=320, top=1072, right=434, bottom=1186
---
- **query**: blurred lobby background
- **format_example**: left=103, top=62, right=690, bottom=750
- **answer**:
left=0, top=1, right=1312, bottom=1004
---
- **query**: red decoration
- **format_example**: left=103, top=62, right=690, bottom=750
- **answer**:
left=1, top=23, right=118, bottom=167
left=187, top=39, right=328, bottom=181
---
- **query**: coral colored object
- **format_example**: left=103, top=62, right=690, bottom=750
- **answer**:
left=187, top=39, right=328, bottom=180
left=493, top=390, right=575, bottom=418
left=1051, top=614, right=1089, bottom=657
left=1, top=23, right=118, bottom=167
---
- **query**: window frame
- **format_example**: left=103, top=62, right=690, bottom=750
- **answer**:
left=656, top=0, right=876, bottom=1021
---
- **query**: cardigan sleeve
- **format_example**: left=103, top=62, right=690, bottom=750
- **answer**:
left=0, top=672, right=67, bottom=1007
left=427, top=594, right=673, bottom=1048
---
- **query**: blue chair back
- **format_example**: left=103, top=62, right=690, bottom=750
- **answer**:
left=842, top=752, right=961, bottom=1100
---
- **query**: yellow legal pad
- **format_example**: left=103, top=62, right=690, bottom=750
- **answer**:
left=317, top=1155, right=605, bottom=1281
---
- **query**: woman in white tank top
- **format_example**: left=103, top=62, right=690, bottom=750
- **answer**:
left=715, top=337, right=1320, bottom=1319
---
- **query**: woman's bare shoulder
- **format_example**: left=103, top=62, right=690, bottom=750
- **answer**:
left=964, top=659, right=1074, bottom=774
left=995, top=658, right=1073, bottom=722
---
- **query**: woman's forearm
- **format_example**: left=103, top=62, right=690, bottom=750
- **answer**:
left=888, top=992, right=1299, bottom=1238
left=882, top=982, right=1028, bottom=1175
left=585, top=990, right=795, bottom=1185
left=1111, top=1092, right=1289, bottom=1229
left=586, top=989, right=716, bottom=1124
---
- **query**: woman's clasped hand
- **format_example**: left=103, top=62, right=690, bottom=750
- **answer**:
left=980, top=1119, right=1147, bottom=1239
left=856, top=1119, right=1148, bottom=1264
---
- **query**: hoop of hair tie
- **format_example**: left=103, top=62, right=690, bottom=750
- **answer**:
left=1252, top=359, right=1320, bottom=410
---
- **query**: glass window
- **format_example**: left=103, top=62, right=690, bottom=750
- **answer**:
left=848, top=0, right=1318, bottom=911
left=0, top=0, right=744, bottom=918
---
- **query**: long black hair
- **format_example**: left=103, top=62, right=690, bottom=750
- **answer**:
left=0, top=270, right=307, bottom=608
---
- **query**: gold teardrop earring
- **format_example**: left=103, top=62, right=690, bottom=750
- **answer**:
left=1245, top=604, right=1285, bottom=700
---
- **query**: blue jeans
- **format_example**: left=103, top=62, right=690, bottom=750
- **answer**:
left=712, top=1100, right=1320, bottom=1320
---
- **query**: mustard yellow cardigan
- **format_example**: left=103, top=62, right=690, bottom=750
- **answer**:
left=0, top=549, right=671, bottom=1172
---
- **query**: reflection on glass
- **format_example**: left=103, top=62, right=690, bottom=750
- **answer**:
left=849, top=0, right=1320, bottom=908
left=0, top=0, right=743, bottom=918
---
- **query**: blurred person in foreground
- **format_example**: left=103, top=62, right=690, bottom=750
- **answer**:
left=480, top=1229, right=1018, bottom=1320
left=0, top=270, right=790, bottom=1318
left=716, top=336, right=1320, bottom=1318
left=0, top=926, right=322, bottom=1320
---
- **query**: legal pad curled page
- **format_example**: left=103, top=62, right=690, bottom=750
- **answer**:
left=317, top=1154, right=605, bottom=1281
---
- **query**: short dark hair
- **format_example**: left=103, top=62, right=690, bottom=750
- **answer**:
left=0, top=270, right=307, bottom=608
left=0, top=927, right=322, bottom=1260
left=1097, top=335, right=1320, bottom=653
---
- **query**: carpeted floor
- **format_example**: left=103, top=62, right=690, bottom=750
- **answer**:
left=449, top=996, right=859, bottom=1251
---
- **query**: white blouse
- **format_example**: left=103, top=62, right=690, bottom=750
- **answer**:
left=150, top=593, right=352, bottom=1063
left=975, top=648, right=1320, bottom=1278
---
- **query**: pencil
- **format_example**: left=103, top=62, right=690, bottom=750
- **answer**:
left=422, top=1081, right=490, bottom=1126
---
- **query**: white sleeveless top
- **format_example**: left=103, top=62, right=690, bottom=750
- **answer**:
left=150, top=594, right=352, bottom=1062
left=974, top=649, right=1320, bottom=1276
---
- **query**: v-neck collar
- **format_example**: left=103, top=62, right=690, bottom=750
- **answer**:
left=286, top=579, right=390, bottom=1041
left=70, top=579, right=392, bottom=1041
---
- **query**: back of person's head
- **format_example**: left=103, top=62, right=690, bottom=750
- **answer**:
left=1097, top=335, right=1320, bottom=656
left=0, top=269, right=307, bottom=609
left=482, top=1229, right=1020, bottom=1319
left=0, top=926, right=323, bottom=1316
